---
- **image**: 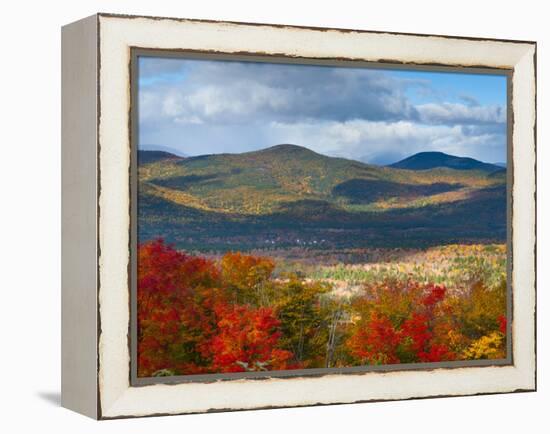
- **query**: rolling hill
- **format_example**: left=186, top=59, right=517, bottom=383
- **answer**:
left=389, top=151, right=503, bottom=172
left=138, top=150, right=183, bottom=165
left=138, top=145, right=507, bottom=250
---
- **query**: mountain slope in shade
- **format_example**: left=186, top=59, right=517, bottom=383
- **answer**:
left=138, top=150, right=184, bottom=165
left=140, top=144, right=188, bottom=157
left=389, top=151, right=502, bottom=172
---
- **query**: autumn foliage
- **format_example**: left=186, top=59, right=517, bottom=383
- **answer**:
left=347, top=282, right=455, bottom=364
left=209, top=304, right=294, bottom=372
left=138, top=240, right=299, bottom=376
left=137, top=239, right=508, bottom=377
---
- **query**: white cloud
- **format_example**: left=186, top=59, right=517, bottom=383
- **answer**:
left=416, top=102, right=506, bottom=125
left=174, top=115, right=203, bottom=125
left=138, top=58, right=507, bottom=164
left=139, top=61, right=416, bottom=126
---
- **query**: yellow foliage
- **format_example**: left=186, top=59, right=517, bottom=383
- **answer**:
left=462, top=332, right=506, bottom=360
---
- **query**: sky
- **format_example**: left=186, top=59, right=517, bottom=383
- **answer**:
left=138, top=56, right=507, bottom=165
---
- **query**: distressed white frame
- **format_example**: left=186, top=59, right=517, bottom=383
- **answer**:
left=63, top=13, right=536, bottom=419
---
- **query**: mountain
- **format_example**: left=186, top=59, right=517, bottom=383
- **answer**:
left=138, top=145, right=507, bottom=250
left=140, top=145, right=500, bottom=213
left=138, top=150, right=183, bottom=165
left=389, top=151, right=502, bottom=172
left=139, top=144, right=188, bottom=157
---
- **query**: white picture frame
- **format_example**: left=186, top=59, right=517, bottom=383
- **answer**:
left=61, top=13, right=536, bottom=419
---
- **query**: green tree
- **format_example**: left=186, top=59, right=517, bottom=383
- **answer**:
left=273, top=276, right=331, bottom=367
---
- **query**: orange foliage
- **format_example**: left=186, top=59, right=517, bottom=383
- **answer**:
left=137, top=240, right=292, bottom=377
left=221, top=252, right=275, bottom=305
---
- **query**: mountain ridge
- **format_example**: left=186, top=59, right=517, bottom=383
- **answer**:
left=139, top=144, right=504, bottom=215
left=389, top=151, right=502, bottom=172
left=138, top=150, right=184, bottom=165
left=140, top=145, right=502, bottom=173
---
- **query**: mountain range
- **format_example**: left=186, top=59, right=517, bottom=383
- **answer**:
left=138, top=144, right=507, bottom=250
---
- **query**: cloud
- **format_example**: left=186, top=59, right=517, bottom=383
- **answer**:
left=138, top=57, right=507, bottom=164
left=139, top=61, right=417, bottom=126
left=459, top=94, right=480, bottom=107
left=416, top=102, right=506, bottom=125
left=267, top=119, right=506, bottom=164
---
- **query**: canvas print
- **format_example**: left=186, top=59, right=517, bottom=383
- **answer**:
left=135, top=56, right=509, bottom=378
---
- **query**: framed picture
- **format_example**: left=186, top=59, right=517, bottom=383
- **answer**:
left=61, top=13, right=536, bottom=419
